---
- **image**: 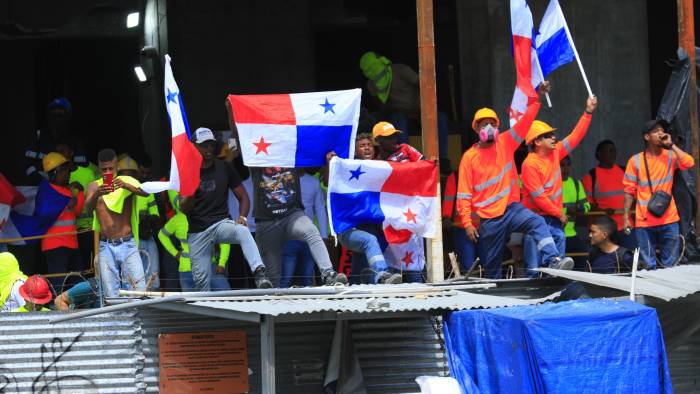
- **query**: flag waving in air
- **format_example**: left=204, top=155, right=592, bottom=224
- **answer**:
left=327, top=158, right=438, bottom=238
left=535, top=0, right=575, bottom=78
left=140, top=55, right=202, bottom=197
left=228, top=89, right=361, bottom=167
left=508, top=0, right=540, bottom=127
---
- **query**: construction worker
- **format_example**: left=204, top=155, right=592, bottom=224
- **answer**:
left=54, top=277, right=100, bottom=310
left=582, top=140, right=637, bottom=249
left=521, top=95, right=597, bottom=277
left=457, top=82, right=574, bottom=279
left=158, top=207, right=232, bottom=291
left=560, top=156, right=591, bottom=271
left=11, top=275, right=52, bottom=312
left=23, top=98, right=87, bottom=185
left=0, top=252, right=27, bottom=312
left=55, top=143, right=99, bottom=273
left=623, top=120, right=695, bottom=269
left=41, top=152, right=85, bottom=293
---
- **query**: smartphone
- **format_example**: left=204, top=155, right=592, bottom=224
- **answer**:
left=103, top=172, right=114, bottom=191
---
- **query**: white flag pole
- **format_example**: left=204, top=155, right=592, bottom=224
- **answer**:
left=558, top=3, right=593, bottom=97
left=533, top=53, right=553, bottom=107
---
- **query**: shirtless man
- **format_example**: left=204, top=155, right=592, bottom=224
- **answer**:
left=84, top=149, right=147, bottom=298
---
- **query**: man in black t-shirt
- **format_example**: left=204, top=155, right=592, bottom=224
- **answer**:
left=251, top=166, right=347, bottom=287
left=181, top=128, right=272, bottom=290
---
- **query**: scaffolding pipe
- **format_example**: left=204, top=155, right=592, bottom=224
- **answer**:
left=677, top=0, right=700, bottom=229
left=416, top=0, right=444, bottom=283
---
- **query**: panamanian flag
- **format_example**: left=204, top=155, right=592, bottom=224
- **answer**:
left=327, top=158, right=438, bottom=238
left=507, top=0, right=541, bottom=127
left=228, top=89, right=361, bottom=167
left=1, top=180, right=70, bottom=245
left=140, top=55, right=202, bottom=197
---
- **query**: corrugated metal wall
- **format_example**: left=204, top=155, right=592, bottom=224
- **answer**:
left=668, top=332, right=700, bottom=393
left=0, top=312, right=143, bottom=393
left=137, top=310, right=447, bottom=393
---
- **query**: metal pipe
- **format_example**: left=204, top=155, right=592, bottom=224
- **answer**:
left=416, top=0, right=444, bottom=284
left=49, top=295, right=186, bottom=323
left=260, top=315, right=275, bottom=394
left=677, top=0, right=700, bottom=230
left=119, top=286, right=346, bottom=298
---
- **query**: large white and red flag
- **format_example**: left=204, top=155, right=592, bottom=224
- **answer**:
left=141, top=55, right=202, bottom=197
left=508, top=0, right=543, bottom=127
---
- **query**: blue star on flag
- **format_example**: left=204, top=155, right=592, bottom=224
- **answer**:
left=166, top=89, right=179, bottom=104
left=348, top=166, right=365, bottom=181
left=319, top=98, right=336, bottom=114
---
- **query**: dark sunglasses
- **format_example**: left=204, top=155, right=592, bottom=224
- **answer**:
left=538, top=133, right=556, bottom=140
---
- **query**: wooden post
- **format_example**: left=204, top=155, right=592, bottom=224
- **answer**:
left=416, top=0, right=444, bottom=283
left=677, top=0, right=700, bottom=229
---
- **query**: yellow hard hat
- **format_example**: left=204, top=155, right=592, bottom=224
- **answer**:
left=42, top=152, right=69, bottom=173
left=525, top=120, right=558, bottom=145
left=118, top=155, right=139, bottom=172
left=472, top=108, right=500, bottom=131
left=372, top=121, right=401, bottom=138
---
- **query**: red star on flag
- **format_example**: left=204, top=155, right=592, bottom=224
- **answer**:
left=508, top=106, right=524, bottom=123
left=403, top=208, right=417, bottom=223
left=402, top=251, right=413, bottom=266
left=253, top=136, right=272, bottom=154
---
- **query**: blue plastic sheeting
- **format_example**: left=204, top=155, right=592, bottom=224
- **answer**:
left=443, top=299, right=672, bottom=394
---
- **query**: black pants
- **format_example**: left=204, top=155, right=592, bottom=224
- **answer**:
left=45, top=247, right=84, bottom=295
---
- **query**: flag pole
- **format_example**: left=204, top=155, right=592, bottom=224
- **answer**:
left=533, top=54, right=553, bottom=107
left=557, top=4, right=593, bottom=97
left=416, top=0, right=444, bottom=283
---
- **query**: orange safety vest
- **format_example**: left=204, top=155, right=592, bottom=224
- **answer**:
left=456, top=101, right=541, bottom=227
left=582, top=165, right=627, bottom=230
left=622, top=149, right=695, bottom=228
left=41, top=184, right=84, bottom=251
left=522, top=113, right=591, bottom=217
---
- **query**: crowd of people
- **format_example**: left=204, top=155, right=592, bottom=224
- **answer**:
left=0, top=53, right=696, bottom=313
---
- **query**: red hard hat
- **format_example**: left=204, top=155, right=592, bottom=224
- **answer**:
left=19, top=275, right=53, bottom=305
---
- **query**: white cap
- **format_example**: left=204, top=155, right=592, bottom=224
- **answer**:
left=194, top=127, right=215, bottom=144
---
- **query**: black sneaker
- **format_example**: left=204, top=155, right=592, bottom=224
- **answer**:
left=549, top=257, right=574, bottom=271
left=378, top=272, right=403, bottom=284
left=323, top=270, right=348, bottom=286
left=254, top=267, right=273, bottom=289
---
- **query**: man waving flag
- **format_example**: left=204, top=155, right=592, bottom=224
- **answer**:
left=141, top=55, right=202, bottom=197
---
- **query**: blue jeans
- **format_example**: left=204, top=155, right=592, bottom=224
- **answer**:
left=523, top=216, right=566, bottom=278
left=138, top=237, right=160, bottom=289
left=451, top=227, right=478, bottom=271
left=478, top=203, right=559, bottom=279
left=280, top=240, right=315, bottom=287
left=98, top=238, right=145, bottom=298
left=388, top=267, right=424, bottom=283
left=636, top=222, right=680, bottom=269
left=188, top=219, right=263, bottom=291
left=180, top=265, right=230, bottom=291
left=339, top=227, right=389, bottom=284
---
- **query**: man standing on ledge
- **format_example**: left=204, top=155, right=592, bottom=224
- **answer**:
left=180, top=127, right=273, bottom=290
left=622, top=120, right=694, bottom=269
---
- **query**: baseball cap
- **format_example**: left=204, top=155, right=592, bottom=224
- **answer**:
left=642, top=119, right=670, bottom=135
left=194, top=127, right=215, bottom=144
left=372, top=121, right=401, bottom=138
left=48, top=97, right=72, bottom=114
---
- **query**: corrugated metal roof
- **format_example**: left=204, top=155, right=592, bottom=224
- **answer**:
left=0, top=311, right=143, bottom=393
left=537, top=265, right=700, bottom=301
left=174, top=284, right=555, bottom=318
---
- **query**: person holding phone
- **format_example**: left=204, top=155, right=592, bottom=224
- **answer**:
left=622, top=120, right=695, bottom=269
left=84, top=148, right=149, bottom=299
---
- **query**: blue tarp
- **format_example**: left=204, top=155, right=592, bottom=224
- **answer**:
left=443, top=299, right=673, bottom=394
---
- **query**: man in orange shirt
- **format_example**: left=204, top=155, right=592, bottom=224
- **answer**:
left=623, top=120, right=694, bottom=269
left=41, top=153, right=85, bottom=294
left=521, top=96, right=597, bottom=277
left=582, top=140, right=637, bottom=249
left=457, top=82, right=574, bottom=278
